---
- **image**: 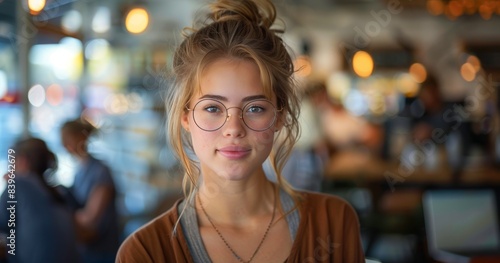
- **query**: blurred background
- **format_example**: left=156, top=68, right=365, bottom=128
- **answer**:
left=0, top=0, right=499, bottom=262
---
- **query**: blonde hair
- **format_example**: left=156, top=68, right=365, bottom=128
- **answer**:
left=166, top=0, right=301, bottom=209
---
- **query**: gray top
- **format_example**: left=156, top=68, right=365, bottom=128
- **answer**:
left=178, top=189, right=300, bottom=263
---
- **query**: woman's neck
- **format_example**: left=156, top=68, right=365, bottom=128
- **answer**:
left=197, top=172, right=276, bottom=227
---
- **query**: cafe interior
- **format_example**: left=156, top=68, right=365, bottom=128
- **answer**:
left=0, top=0, right=500, bottom=262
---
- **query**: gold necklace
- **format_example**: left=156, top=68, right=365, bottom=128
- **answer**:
left=198, top=192, right=276, bottom=263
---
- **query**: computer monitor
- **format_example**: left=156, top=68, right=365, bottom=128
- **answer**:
left=423, top=189, right=500, bottom=263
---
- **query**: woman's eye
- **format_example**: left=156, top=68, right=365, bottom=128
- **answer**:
left=205, top=106, right=222, bottom=113
left=247, top=106, right=265, bottom=113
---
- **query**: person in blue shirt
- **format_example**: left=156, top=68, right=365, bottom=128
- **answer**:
left=61, top=119, right=119, bottom=263
left=0, top=138, right=79, bottom=263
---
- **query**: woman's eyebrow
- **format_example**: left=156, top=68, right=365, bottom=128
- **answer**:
left=197, top=94, right=267, bottom=102
left=198, top=94, right=227, bottom=101
left=242, top=95, right=267, bottom=102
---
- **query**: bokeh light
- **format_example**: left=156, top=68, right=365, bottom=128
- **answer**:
left=352, top=51, right=374, bottom=78
left=30, top=38, right=83, bottom=81
left=409, top=63, right=427, bottom=83
left=62, top=10, right=82, bottom=33
left=92, top=6, right=111, bottom=33
left=397, top=73, right=420, bottom=98
left=28, top=84, right=45, bottom=107
left=467, top=55, right=481, bottom=72
left=46, top=84, right=63, bottom=106
left=479, top=3, right=493, bottom=20
left=28, top=0, right=45, bottom=15
left=368, top=92, right=386, bottom=116
left=105, top=93, right=129, bottom=114
left=427, top=0, right=499, bottom=19
left=427, top=0, right=445, bottom=15
left=448, top=0, right=465, bottom=17
left=327, top=72, right=351, bottom=100
left=125, top=8, right=149, bottom=34
left=464, top=0, right=477, bottom=14
left=0, top=70, right=7, bottom=99
left=85, top=39, right=110, bottom=60
left=461, top=62, right=476, bottom=82
left=344, top=89, right=369, bottom=116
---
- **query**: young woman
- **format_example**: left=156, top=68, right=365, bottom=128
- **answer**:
left=117, top=0, right=364, bottom=262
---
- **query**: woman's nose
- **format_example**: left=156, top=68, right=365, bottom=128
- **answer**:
left=223, top=108, right=246, bottom=137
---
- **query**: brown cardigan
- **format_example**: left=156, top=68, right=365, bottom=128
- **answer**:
left=117, top=191, right=365, bottom=262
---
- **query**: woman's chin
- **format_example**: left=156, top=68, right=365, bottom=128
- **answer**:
left=218, top=173, right=249, bottom=182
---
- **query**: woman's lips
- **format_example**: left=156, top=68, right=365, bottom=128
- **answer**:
left=217, top=146, right=251, bottom=159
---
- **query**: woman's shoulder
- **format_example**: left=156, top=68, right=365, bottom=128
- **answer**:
left=288, top=190, right=366, bottom=261
left=87, top=155, right=111, bottom=171
left=120, top=199, right=182, bottom=245
left=298, top=190, right=359, bottom=219
left=117, top=199, right=189, bottom=262
left=300, top=190, right=352, bottom=206
left=85, top=155, right=115, bottom=184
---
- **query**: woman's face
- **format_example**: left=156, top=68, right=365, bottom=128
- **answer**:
left=182, top=58, right=279, bottom=182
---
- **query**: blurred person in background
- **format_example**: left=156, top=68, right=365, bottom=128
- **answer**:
left=411, top=75, right=445, bottom=144
left=0, top=138, right=79, bottom=263
left=264, top=80, right=328, bottom=192
left=308, top=81, right=383, bottom=175
left=61, top=119, right=119, bottom=263
left=404, top=75, right=447, bottom=172
left=312, top=83, right=382, bottom=155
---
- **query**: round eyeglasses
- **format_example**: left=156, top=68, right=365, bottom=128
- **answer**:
left=186, top=99, right=280, bottom=132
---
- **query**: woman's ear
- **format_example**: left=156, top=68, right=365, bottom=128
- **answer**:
left=274, top=112, right=285, bottom=132
left=181, top=110, right=190, bottom=132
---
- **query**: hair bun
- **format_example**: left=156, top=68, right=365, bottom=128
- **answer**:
left=209, top=0, right=276, bottom=29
